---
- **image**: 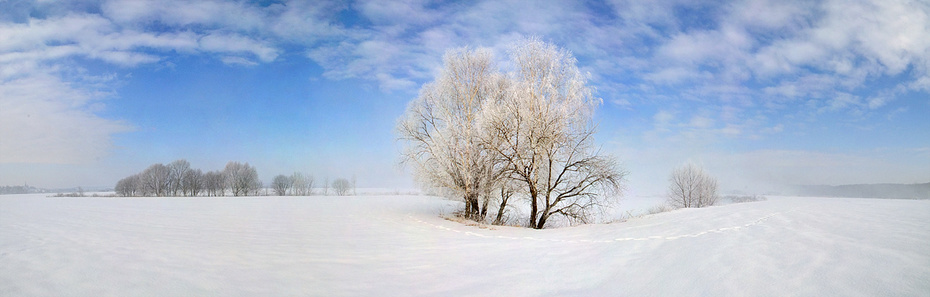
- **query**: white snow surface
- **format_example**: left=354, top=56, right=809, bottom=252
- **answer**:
left=1, top=194, right=928, bottom=296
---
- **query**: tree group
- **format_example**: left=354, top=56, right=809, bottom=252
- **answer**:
left=398, top=38, right=626, bottom=229
left=115, top=160, right=261, bottom=197
left=270, top=172, right=315, bottom=196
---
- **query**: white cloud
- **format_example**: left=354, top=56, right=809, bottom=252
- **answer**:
left=689, top=116, right=714, bottom=129
left=652, top=110, right=675, bottom=131
left=101, top=0, right=266, bottom=31
left=3, top=0, right=928, bottom=167
left=220, top=56, right=258, bottom=67
left=199, top=33, right=278, bottom=62
left=608, top=0, right=930, bottom=136
left=0, top=73, right=132, bottom=164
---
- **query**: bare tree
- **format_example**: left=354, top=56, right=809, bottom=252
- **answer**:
left=167, top=159, right=191, bottom=196
left=251, top=180, right=264, bottom=196
left=323, top=177, right=329, bottom=196
left=203, top=170, right=225, bottom=197
left=351, top=175, right=357, bottom=196
left=141, top=163, right=170, bottom=196
left=304, top=174, right=315, bottom=195
left=332, top=178, right=351, bottom=196
left=397, top=47, right=508, bottom=220
left=480, top=38, right=625, bottom=228
left=223, top=161, right=260, bottom=197
left=492, top=179, right=519, bottom=225
left=182, top=169, right=203, bottom=197
left=115, top=174, right=142, bottom=197
left=290, top=172, right=313, bottom=196
left=666, top=163, right=719, bottom=208
left=272, top=174, right=292, bottom=196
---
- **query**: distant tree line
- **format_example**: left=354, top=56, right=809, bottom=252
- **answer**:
left=115, top=159, right=359, bottom=197
left=115, top=160, right=261, bottom=197
left=269, top=174, right=357, bottom=196
left=795, top=182, right=930, bottom=199
left=0, top=184, right=46, bottom=195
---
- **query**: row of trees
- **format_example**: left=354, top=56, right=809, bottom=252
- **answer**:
left=115, top=160, right=359, bottom=197
left=270, top=174, right=358, bottom=196
left=115, top=160, right=260, bottom=197
left=398, top=38, right=626, bottom=229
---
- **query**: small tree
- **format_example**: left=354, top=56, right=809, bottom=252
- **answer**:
left=272, top=174, right=292, bottom=196
left=323, top=177, right=329, bottom=196
left=666, top=163, right=719, bottom=208
left=332, top=178, right=351, bottom=196
left=351, top=175, right=357, bottom=196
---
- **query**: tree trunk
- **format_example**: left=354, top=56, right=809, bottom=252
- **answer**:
left=463, top=194, right=473, bottom=217
left=464, top=192, right=481, bottom=220
left=528, top=186, right=539, bottom=228
left=480, top=196, right=489, bottom=220
left=535, top=214, right=548, bottom=229
left=535, top=204, right=552, bottom=229
left=494, top=188, right=510, bottom=225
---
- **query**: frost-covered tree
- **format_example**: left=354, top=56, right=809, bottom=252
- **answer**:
left=332, top=178, right=351, bottom=196
left=399, top=39, right=624, bottom=227
left=482, top=38, right=624, bottom=228
left=397, top=47, right=508, bottom=220
left=667, top=163, right=718, bottom=208
left=272, top=174, right=292, bottom=196
left=167, top=159, right=191, bottom=196
left=323, top=177, right=329, bottom=196
left=203, top=171, right=225, bottom=196
left=223, top=162, right=260, bottom=197
left=182, top=169, right=203, bottom=197
left=290, top=172, right=313, bottom=196
left=115, top=174, right=142, bottom=197
left=141, top=163, right=170, bottom=196
left=351, top=175, right=357, bottom=196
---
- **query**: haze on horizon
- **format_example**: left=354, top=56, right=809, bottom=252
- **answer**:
left=1, top=0, right=928, bottom=195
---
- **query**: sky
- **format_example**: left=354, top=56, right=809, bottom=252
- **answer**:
left=1, top=0, right=928, bottom=195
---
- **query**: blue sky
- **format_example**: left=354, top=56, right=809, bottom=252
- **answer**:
left=1, top=0, right=928, bottom=194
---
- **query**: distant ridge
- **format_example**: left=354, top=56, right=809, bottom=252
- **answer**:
left=795, top=182, right=930, bottom=200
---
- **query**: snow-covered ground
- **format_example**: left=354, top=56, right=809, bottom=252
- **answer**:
left=1, top=194, right=928, bottom=296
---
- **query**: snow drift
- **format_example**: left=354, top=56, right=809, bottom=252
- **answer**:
left=1, top=194, right=928, bottom=296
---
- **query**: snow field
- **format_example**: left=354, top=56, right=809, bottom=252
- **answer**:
left=1, top=194, right=928, bottom=296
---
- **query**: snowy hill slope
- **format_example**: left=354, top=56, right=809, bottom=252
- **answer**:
left=1, top=194, right=928, bottom=296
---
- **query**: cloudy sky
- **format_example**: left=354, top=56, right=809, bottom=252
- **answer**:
left=1, top=0, right=928, bottom=194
